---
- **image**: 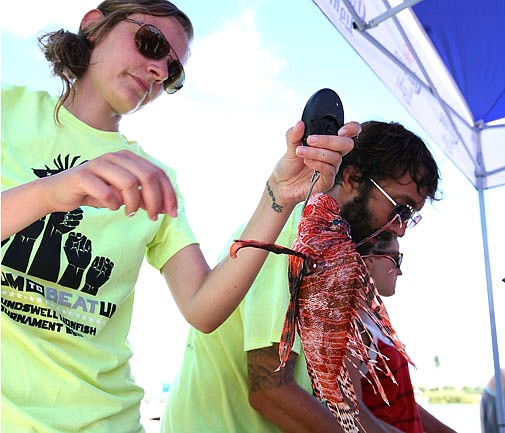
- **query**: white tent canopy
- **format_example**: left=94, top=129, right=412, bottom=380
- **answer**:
left=311, top=0, right=505, bottom=189
left=310, top=0, right=505, bottom=430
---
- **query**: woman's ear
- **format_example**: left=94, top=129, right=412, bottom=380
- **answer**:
left=79, top=9, right=104, bottom=38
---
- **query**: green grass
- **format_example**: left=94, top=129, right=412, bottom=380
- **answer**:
left=417, top=386, right=483, bottom=404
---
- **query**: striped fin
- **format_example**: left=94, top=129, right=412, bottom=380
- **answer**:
left=277, top=256, right=305, bottom=370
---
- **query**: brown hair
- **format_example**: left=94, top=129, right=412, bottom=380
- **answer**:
left=38, top=0, right=193, bottom=122
left=335, top=120, right=440, bottom=201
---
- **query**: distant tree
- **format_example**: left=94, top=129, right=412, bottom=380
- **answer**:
left=432, top=355, right=442, bottom=390
left=434, top=355, right=441, bottom=368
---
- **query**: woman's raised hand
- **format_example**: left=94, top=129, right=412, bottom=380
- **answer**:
left=271, top=120, right=361, bottom=208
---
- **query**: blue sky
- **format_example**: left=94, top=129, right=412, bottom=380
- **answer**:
left=2, top=0, right=504, bottom=392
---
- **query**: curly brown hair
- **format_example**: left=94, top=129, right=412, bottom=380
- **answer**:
left=335, top=120, right=440, bottom=201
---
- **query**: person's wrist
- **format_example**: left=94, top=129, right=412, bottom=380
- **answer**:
left=265, top=174, right=297, bottom=214
left=38, top=175, right=69, bottom=215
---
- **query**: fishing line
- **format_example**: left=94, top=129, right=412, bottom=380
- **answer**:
left=355, top=214, right=402, bottom=248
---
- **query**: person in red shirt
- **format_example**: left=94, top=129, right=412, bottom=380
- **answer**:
left=356, top=234, right=458, bottom=433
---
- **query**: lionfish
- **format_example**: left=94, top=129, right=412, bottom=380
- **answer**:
left=230, top=192, right=413, bottom=433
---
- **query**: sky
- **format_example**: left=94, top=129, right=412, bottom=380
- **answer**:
left=1, top=0, right=504, bottom=396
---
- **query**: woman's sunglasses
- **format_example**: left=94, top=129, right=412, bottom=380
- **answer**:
left=362, top=252, right=403, bottom=269
left=123, top=17, right=185, bottom=94
left=370, top=178, right=422, bottom=228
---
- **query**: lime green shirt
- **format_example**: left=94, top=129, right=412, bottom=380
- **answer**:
left=1, top=85, right=197, bottom=433
left=161, top=205, right=312, bottom=433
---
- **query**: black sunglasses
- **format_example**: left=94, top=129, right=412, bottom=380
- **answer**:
left=370, top=179, right=421, bottom=228
left=362, top=251, right=403, bottom=269
left=123, top=17, right=185, bottom=94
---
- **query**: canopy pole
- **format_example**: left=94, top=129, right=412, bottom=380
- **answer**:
left=478, top=185, right=505, bottom=433
left=367, top=0, right=423, bottom=29
left=476, top=134, right=505, bottom=433
left=341, top=0, right=423, bottom=30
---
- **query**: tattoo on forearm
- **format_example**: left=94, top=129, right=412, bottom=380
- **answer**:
left=266, top=181, right=283, bottom=213
left=248, top=345, right=295, bottom=392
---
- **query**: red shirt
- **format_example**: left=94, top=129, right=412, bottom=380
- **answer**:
left=361, top=339, right=423, bottom=433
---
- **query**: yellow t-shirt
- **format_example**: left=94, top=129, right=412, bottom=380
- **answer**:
left=1, top=85, right=197, bottom=433
left=161, top=205, right=312, bottom=433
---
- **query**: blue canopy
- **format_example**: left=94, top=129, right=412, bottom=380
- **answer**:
left=413, top=0, right=505, bottom=125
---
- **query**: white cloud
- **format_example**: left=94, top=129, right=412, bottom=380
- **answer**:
left=121, top=8, right=301, bottom=262
left=187, top=8, right=293, bottom=106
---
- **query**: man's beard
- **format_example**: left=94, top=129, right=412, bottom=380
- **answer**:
left=340, top=191, right=393, bottom=245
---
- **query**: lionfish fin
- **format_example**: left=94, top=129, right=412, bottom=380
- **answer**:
left=276, top=264, right=304, bottom=371
left=326, top=401, right=362, bottom=433
left=359, top=271, right=415, bottom=367
left=337, top=365, right=359, bottom=414
left=346, top=314, right=393, bottom=406
left=230, top=239, right=306, bottom=259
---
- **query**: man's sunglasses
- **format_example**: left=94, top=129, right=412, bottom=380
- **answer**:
left=124, top=17, right=185, bottom=94
left=370, top=178, right=421, bottom=229
left=362, top=251, right=403, bottom=269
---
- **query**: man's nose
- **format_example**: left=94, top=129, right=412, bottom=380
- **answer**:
left=390, top=220, right=408, bottom=237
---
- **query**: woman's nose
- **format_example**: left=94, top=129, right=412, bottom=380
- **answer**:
left=148, top=58, right=170, bottom=83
